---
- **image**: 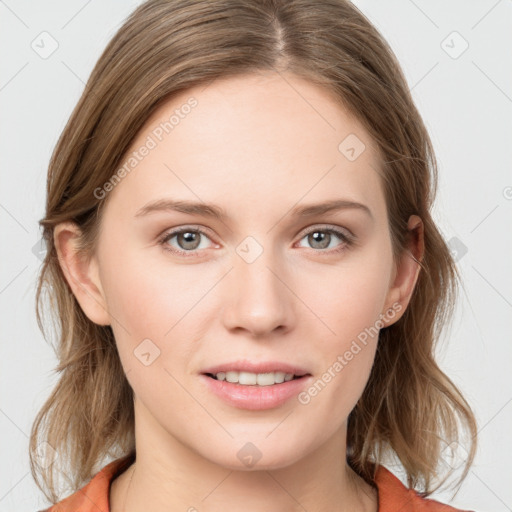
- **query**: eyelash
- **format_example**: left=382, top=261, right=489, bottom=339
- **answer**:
left=157, top=224, right=356, bottom=258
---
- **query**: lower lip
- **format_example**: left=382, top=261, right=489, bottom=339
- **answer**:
left=200, top=374, right=312, bottom=410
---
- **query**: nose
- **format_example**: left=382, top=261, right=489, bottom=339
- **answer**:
left=221, top=248, right=295, bottom=338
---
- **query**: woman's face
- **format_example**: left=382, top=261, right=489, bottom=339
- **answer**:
left=60, top=71, right=420, bottom=470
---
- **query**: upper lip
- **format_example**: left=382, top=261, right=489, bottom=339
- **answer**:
left=201, top=359, right=310, bottom=377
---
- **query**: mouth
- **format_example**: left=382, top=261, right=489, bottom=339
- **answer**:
left=203, top=371, right=309, bottom=386
left=199, top=370, right=313, bottom=410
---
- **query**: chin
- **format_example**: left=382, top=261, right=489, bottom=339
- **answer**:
left=200, top=441, right=307, bottom=472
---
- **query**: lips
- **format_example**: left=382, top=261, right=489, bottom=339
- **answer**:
left=201, top=359, right=311, bottom=377
left=199, top=372, right=314, bottom=410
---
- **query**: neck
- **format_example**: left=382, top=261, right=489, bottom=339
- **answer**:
left=109, top=401, right=378, bottom=512
left=111, top=448, right=377, bottom=512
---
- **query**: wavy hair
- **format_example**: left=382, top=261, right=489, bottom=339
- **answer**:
left=29, top=0, right=478, bottom=504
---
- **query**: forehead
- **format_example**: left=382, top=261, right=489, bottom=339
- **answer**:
left=105, top=71, right=386, bottom=223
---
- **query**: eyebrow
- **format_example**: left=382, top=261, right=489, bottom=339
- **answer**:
left=134, top=198, right=373, bottom=221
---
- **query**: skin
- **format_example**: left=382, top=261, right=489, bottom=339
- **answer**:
left=54, top=70, right=424, bottom=512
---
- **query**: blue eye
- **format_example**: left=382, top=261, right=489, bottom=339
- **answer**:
left=157, top=225, right=355, bottom=258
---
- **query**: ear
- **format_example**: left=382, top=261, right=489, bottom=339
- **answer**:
left=381, top=214, right=424, bottom=327
left=53, top=222, right=111, bottom=326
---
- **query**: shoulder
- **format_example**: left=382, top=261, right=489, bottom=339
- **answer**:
left=374, top=465, right=477, bottom=512
left=39, top=454, right=134, bottom=512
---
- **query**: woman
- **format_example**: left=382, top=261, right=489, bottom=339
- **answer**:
left=30, top=1, right=478, bottom=511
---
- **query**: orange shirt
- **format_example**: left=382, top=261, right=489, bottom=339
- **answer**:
left=40, top=455, right=475, bottom=512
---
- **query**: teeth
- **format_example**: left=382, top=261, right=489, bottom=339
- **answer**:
left=214, top=371, right=297, bottom=386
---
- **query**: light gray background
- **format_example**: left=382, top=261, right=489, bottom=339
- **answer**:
left=1, top=1, right=511, bottom=511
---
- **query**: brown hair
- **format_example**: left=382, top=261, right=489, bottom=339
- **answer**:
left=30, top=0, right=478, bottom=505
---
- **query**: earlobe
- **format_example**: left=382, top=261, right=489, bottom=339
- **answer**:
left=381, top=215, right=424, bottom=327
left=53, top=222, right=111, bottom=326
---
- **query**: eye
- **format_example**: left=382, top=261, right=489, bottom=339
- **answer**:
left=157, top=224, right=356, bottom=258
left=296, top=225, right=355, bottom=254
left=158, top=226, right=215, bottom=258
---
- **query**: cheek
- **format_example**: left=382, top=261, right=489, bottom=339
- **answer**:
left=99, top=245, right=215, bottom=374
left=295, top=239, right=392, bottom=410
left=303, top=244, right=393, bottom=345
left=99, top=233, right=200, bottom=335
left=102, top=262, right=172, bottom=337
left=100, top=252, right=201, bottom=397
